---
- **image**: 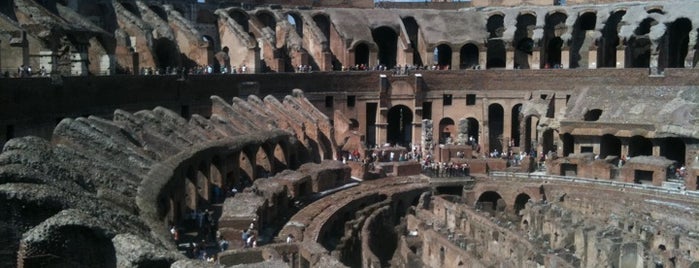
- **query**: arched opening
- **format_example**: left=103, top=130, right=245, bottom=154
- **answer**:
left=435, top=44, right=452, bottom=69
left=354, top=43, right=370, bottom=67
left=562, top=133, right=574, bottom=156
left=460, top=43, right=479, bottom=69
left=438, top=117, right=455, bottom=144
left=543, top=12, right=567, bottom=68
left=273, top=143, right=288, bottom=172
left=488, top=103, right=504, bottom=153
left=402, top=17, right=423, bottom=67
left=153, top=38, right=180, bottom=70
left=665, top=18, right=692, bottom=68
left=313, top=14, right=330, bottom=40
left=372, top=27, right=398, bottom=68
left=120, top=2, right=140, bottom=17
left=239, top=151, right=254, bottom=188
left=511, top=104, right=522, bottom=147
left=387, top=105, right=413, bottom=147
left=598, top=10, right=625, bottom=68
left=256, top=146, right=272, bottom=178
left=349, top=119, right=360, bottom=131
left=542, top=129, right=555, bottom=155
left=514, top=193, right=531, bottom=215
left=287, top=13, right=303, bottom=36
left=229, top=10, right=250, bottom=33
left=514, top=13, right=536, bottom=69
left=256, top=11, right=277, bottom=31
left=467, top=118, right=480, bottom=146
left=600, top=134, right=621, bottom=159
left=476, top=191, right=504, bottom=213
left=318, top=132, right=334, bottom=161
left=148, top=5, right=167, bottom=21
left=486, top=14, right=506, bottom=69
left=661, top=137, right=685, bottom=165
left=524, top=116, right=539, bottom=154
left=570, top=12, right=597, bottom=68
left=626, top=18, right=655, bottom=68
left=629, top=135, right=652, bottom=157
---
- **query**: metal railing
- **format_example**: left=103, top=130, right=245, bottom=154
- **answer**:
left=489, top=171, right=699, bottom=198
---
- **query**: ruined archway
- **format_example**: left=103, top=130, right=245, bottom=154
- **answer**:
left=570, top=12, right=597, bottom=68
left=476, top=191, right=505, bottom=212
left=488, top=103, right=504, bottom=153
left=626, top=18, right=655, bottom=68
left=153, top=38, right=180, bottom=70
left=148, top=5, right=167, bottom=21
left=543, top=12, right=567, bottom=68
left=438, top=117, right=455, bottom=144
left=664, top=18, right=692, bottom=68
left=460, top=43, right=479, bottom=69
left=629, top=135, right=652, bottom=157
left=286, top=12, right=303, bottom=36
left=542, top=129, right=555, bottom=155
left=511, top=104, right=522, bottom=147
left=256, top=146, right=272, bottom=178
left=467, top=117, right=480, bottom=145
left=402, top=16, right=423, bottom=66
left=600, top=134, right=621, bottom=159
left=229, top=9, right=250, bottom=33
left=435, top=44, right=452, bottom=69
left=313, top=14, right=330, bottom=40
left=387, top=105, right=413, bottom=147
left=514, top=193, right=531, bottom=215
left=354, top=43, right=370, bottom=67
left=273, top=143, right=288, bottom=172
left=598, top=10, right=625, bottom=68
left=660, top=137, right=685, bottom=165
left=514, top=13, right=536, bottom=69
left=562, top=133, right=574, bottom=156
left=256, top=11, right=277, bottom=31
left=372, top=26, right=398, bottom=68
left=120, top=2, right=140, bottom=17
left=486, top=14, right=506, bottom=69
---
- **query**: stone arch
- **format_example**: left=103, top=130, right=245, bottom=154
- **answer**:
left=153, top=38, right=180, bottom=69
left=229, top=9, right=250, bottom=33
left=313, top=13, right=331, bottom=40
left=467, top=117, right=480, bottom=145
left=438, top=117, right=455, bottom=144
left=148, top=5, right=167, bottom=21
left=239, top=150, right=254, bottom=187
left=402, top=16, right=423, bottom=66
left=273, top=142, right=288, bottom=172
left=185, top=166, right=198, bottom=211
left=353, top=42, right=370, bottom=67
left=318, top=132, right=334, bottom=161
left=562, top=133, right=574, bottom=156
left=542, top=129, right=556, bottom=156
left=256, top=146, right=272, bottom=178
left=542, top=12, right=568, bottom=68
left=626, top=18, right=655, bottom=68
left=459, top=43, right=479, bottom=69
left=629, top=135, right=652, bottom=157
left=286, top=12, right=303, bottom=37
left=570, top=11, right=597, bottom=69
left=196, top=161, right=210, bottom=205
left=476, top=191, right=505, bottom=213
left=372, top=26, right=398, bottom=68
left=434, top=44, right=452, bottom=69
left=514, top=193, right=531, bottom=215
left=387, top=105, right=413, bottom=147
left=486, top=14, right=506, bottom=69
left=511, top=104, right=523, bottom=147
left=488, top=103, right=504, bottom=153
left=660, top=137, right=685, bottom=165
left=600, top=134, right=621, bottom=159
left=120, top=1, right=140, bottom=17
left=664, top=18, right=692, bottom=68
left=598, top=10, right=626, bottom=68
left=256, top=10, right=277, bottom=30
left=514, top=13, right=537, bottom=69
left=197, top=9, right=217, bottom=24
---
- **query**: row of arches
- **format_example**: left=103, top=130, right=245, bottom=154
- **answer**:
left=476, top=191, right=533, bottom=216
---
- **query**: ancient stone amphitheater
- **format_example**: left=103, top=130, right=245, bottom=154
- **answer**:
left=1, top=0, right=699, bottom=267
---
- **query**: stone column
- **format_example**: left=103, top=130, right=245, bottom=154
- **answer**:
left=531, top=49, right=541, bottom=69
left=561, top=50, right=570, bottom=69
left=588, top=49, right=598, bottom=69
left=451, top=50, right=460, bottom=70
left=479, top=51, right=487, bottom=69
left=616, top=48, right=625, bottom=68
left=506, top=50, right=515, bottom=69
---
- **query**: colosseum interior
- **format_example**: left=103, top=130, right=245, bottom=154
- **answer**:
left=1, top=0, right=698, bottom=267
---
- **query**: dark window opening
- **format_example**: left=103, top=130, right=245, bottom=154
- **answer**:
left=584, top=109, right=603, bottom=121
left=422, top=102, right=432, bottom=120
left=180, top=105, right=190, bottom=119
left=541, top=94, right=548, bottom=100
left=581, top=146, right=593, bottom=153
left=5, top=125, right=14, bottom=140
left=466, top=94, right=476, bottom=105
left=634, top=170, right=654, bottom=184
left=325, top=96, right=333, bottom=108
left=443, top=94, right=452, bottom=106
left=566, top=94, right=571, bottom=104
left=347, top=95, right=356, bottom=107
